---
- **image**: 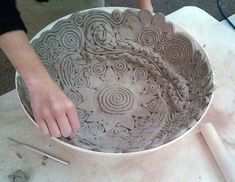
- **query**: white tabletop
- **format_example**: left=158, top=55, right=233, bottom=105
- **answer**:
left=0, top=6, right=235, bottom=182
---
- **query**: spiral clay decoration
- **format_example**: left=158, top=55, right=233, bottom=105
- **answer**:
left=71, top=12, right=83, bottom=26
left=93, top=24, right=107, bottom=43
left=77, top=108, right=89, bottom=121
left=135, top=117, right=153, bottom=130
left=108, top=126, right=130, bottom=138
left=44, top=34, right=58, bottom=48
left=138, top=29, right=159, bottom=47
left=196, top=62, right=209, bottom=79
left=145, top=97, right=162, bottom=113
left=164, top=35, right=192, bottom=68
left=67, top=90, right=83, bottom=106
left=145, top=82, right=159, bottom=95
left=98, top=86, right=134, bottom=114
left=154, top=32, right=169, bottom=53
left=74, top=74, right=89, bottom=88
left=111, top=10, right=122, bottom=22
left=112, top=59, right=129, bottom=75
left=54, top=47, right=64, bottom=56
left=134, top=68, right=148, bottom=81
left=86, top=22, right=114, bottom=45
left=91, top=62, right=106, bottom=77
left=34, top=42, right=50, bottom=60
left=182, top=64, right=194, bottom=77
left=154, top=43, right=165, bottom=53
left=57, top=24, right=83, bottom=51
left=82, top=121, right=105, bottom=135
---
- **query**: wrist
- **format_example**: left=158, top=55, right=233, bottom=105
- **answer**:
left=25, top=73, right=53, bottom=93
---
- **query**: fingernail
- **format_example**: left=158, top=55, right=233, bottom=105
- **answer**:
left=68, top=133, right=75, bottom=139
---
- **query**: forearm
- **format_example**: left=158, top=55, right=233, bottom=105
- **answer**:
left=138, top=0, right=153, bottom=12
left=0, top=30, right=52, bottom=91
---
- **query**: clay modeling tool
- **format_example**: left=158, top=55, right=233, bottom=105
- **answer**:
left=200, top=122, right=235, bottom=182
left=8, top=137, right=69, bottom=166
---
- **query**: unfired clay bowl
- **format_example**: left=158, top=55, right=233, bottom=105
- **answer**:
left=16, top=8, right=213, bottom=154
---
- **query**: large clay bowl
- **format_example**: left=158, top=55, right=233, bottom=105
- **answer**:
left=16, top=7, right=213, bottom=155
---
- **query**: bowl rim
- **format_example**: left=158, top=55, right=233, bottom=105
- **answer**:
left=15, top=6, right=215, bottom=156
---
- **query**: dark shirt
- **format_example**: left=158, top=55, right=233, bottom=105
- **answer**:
left=0, top=0, right=27, bottom=35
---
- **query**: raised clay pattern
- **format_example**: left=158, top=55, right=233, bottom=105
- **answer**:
left=16, top=9, right=213, bottom=153
left=98, top=86, right=134, bottom=114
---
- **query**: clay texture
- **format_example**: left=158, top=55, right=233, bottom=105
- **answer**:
left=16, top=9, right=213, bottom=153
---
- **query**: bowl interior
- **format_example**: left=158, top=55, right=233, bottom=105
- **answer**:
left=16, top=9, right=213, bottom=153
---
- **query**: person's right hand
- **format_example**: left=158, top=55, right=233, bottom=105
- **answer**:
left=28, top=77, right=79, bottom=138
left=0, top=30, right=79, bottom=138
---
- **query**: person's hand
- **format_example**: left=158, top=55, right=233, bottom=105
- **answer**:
left=0, top=30, right=79, bottom=138
left=138, top=0, right=153, bottom=12
left=28, top=77, right=79, bottom=137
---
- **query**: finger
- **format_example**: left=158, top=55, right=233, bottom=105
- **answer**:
left=69, top=132, right=75, bottom=139
left=138, top=0, right=153, bottom=11
left=56, top=114, right=72, bottom=137
left=67, top=108, right=80, bottom=130
left=37, top=119, right=50, bottom=136
left=45, top=115, right=61, bottom=138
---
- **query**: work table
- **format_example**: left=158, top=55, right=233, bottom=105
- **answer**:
left=0, top=6, right=235, bottom=182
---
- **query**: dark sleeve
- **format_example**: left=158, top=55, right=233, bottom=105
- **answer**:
left=0, top=0, right=27, bottom=35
